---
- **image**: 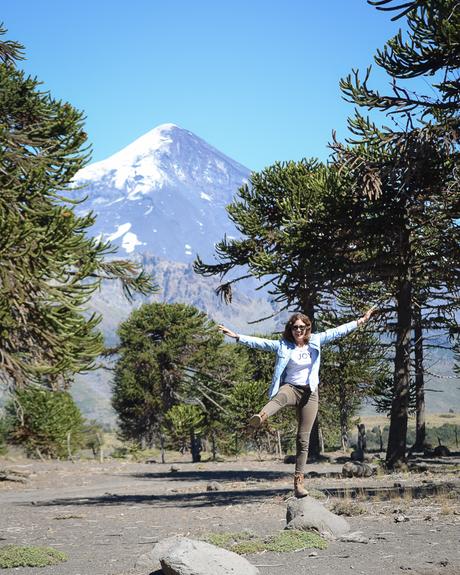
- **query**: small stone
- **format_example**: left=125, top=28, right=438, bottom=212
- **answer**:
left=394, top=514, right=409, bottom=523
left=170, top=465, right=180, bottom=473
left=340, top=531, right=369, bottom=544
left=206, top=482, right=222, bottom=491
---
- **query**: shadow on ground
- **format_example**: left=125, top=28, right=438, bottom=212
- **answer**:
left=127, top=469, right=291, bottom=482
left=24, top=486, right=290, bottom=509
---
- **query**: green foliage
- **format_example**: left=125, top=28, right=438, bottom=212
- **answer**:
left=319, top=313, right=390, bottom=449
left=341, top=0, right=460, bottom=130
left=336, top=1, right=459, bottom=468
left=204, top=529, right=327, bottom=554
left=221, top=335, right=297, bottom=455
left=195, top=159, right=358, bottom=319
left=112, top=302, right=236, bottom=449
left=165, top=404, right=205, bottom=453
left=363, top=422, right=459, bottom=451
left=415, top=423, right=459, bottom=450
left=80, top=420, right=104, bottom=455
left=371, top=374, right=417, bottom=415
left=225, top=379, right=266, bottom=432
left=0, top=545, right=67, bottom=568
left=6, top=387, right=84, bottom=458
left=0, top=26, right=155, bottom=390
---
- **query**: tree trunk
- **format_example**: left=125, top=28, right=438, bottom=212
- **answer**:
left=211, top=431, right=217, bottom=461
left=159, top=432, right=166, bottom=464
left=67, top=431, right=75, bottom=463
left=276, top=430, right=282, bottom=459
left=308, top=417, right=320, bottom=461
left=190, top=432, right=201, bottom=463
left=386, top=277, right=412, bottom=468
left=301, top=294, right=319, bottom=459
left=357, top=424, right=367, bottom=453
left=339, top=382, right=348, bottom=452
left=412, top=305, right=426, bottom=451
left=377, top=426, right=384, bottom=452
left=318, top=425, right=325, bottom=454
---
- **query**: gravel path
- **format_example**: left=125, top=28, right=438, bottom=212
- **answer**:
left=1, top=457, right=459, bottom=575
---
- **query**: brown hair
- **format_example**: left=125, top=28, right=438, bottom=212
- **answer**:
left=283, top=312, right=312, bottom=344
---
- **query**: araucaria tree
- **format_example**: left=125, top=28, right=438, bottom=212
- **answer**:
left=194, top=1, right=459, bottom=469
left=194, top=158, right=361, bottom=322
left=0, top=27, right=154, bottom=390
left=334, top=0, right=460, bottom=467
left=194, top=158, right=386, bottom=459
left=112, top=303, right=238, bottom=459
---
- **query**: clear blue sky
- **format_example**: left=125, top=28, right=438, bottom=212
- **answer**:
left=3, top=0, right=407, bottom=171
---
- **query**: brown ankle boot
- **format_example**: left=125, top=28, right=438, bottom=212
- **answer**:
left=248, top=411, right=268, bottom=429
left=294, top=472, right=309, bottom=498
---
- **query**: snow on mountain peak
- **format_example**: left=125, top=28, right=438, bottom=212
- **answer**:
left=72, top=124, right=251, bottom=261
left=74, top=124, right=180, bottom=191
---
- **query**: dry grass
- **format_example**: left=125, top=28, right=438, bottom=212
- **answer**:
left=359, top=412, right=460, bottom=429
left=330, top=498, right=367, bottom=516
left=204, top=530, right=328, bottom=554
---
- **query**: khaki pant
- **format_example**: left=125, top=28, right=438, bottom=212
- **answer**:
left=260, top=384, right=318, bottom=473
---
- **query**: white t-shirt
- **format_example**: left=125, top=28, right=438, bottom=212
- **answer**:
left=283, top=345, right=312, bottom=387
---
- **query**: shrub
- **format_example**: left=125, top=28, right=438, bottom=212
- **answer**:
left=204, top=529, right=327, bottom=554
left=7, top=387, right=85, bottom=458
left=0, top=546, right=67, bottom=568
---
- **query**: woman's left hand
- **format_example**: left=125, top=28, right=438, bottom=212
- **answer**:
left=358, top=306, right=378, bottom=326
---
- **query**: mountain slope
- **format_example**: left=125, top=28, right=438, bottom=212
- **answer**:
left=73, top=123, right=250, bottom=262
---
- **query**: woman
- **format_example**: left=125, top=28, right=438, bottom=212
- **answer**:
left=219, top=307, right=376, bottom=497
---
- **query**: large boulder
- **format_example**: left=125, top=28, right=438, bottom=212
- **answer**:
left=137, top=536, right=259, bottom=575
left=135, top=535, right=183, bottom=571
left=286, top=496, right=350, bottom=539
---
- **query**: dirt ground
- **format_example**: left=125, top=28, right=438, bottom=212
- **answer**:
left=1, top=455, right=459, bottom=575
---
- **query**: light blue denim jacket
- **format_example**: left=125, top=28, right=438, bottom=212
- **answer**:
left=238, top=320, right=358, bottom=399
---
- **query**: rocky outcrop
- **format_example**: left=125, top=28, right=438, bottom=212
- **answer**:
left=285, top=496, right=350, bottom=539
left=136, top=536, right=259, bottom=575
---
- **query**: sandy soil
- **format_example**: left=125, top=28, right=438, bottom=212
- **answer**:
left=1, top=456, right=459, bottom=575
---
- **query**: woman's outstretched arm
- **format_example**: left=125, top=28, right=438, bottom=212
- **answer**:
left=218, top=324, right=239, bottom=340
left=218, top=324, right=280, bottom=352
left=319, top=306, right=378, bottom=345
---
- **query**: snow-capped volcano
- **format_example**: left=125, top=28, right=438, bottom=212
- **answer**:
left=73, top=123, right=250, bottom=262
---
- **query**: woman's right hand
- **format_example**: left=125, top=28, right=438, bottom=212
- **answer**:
left=218, top=324, right=239, bottom=339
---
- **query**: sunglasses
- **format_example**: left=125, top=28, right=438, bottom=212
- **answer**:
left=291, top=324, right=308, bottom=332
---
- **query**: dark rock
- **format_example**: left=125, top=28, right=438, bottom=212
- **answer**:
left=433, top=445, right=450, bottom=457
left=283, top=455, right=296, bottom=464
left=342, top=461, right=375, bottom=478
